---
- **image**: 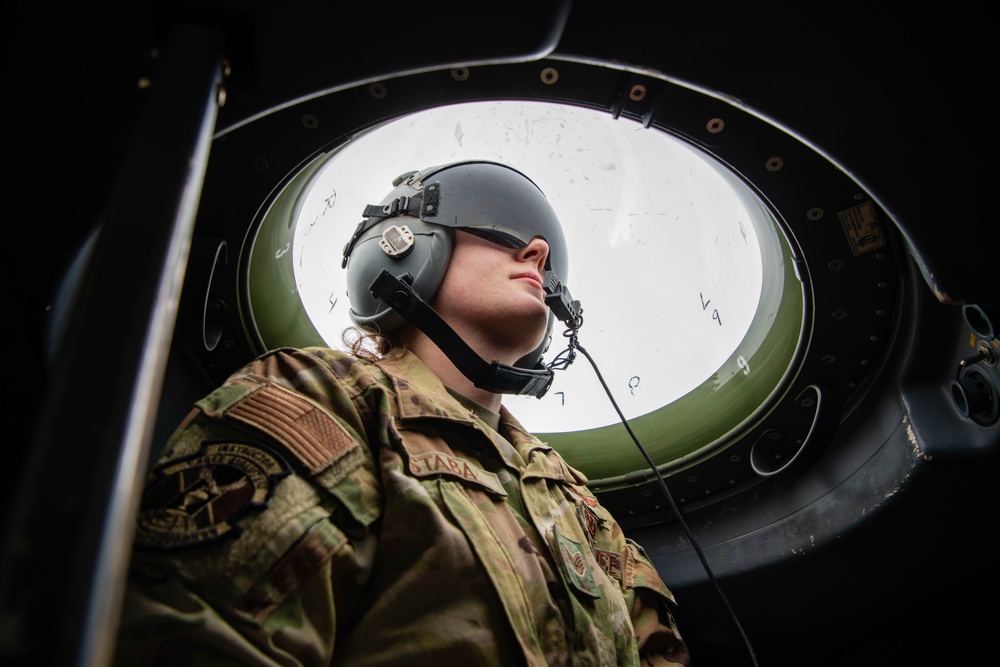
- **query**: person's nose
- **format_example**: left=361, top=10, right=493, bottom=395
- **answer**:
left=517, top=236, right=550, bottom=274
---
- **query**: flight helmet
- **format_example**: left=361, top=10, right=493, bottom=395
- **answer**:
left=342, top=159, right=575, bottom=376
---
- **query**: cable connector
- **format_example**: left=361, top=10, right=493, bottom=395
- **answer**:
left=543, top=273, right=583, bottom=329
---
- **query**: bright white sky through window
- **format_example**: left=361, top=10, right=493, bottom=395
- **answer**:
left=292, top=101, right=763, bottom=434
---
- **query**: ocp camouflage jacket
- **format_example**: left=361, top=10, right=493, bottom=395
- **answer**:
left=115, top=347, right=690, bottom=666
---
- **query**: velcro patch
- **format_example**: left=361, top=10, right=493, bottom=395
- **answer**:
left=135, top=442, right=289, bottom=549
left=566, top=484, right=599, bottom=507
left=578, top=502, right=598, bottom=546
left=408, top=451, right=506, bottom=497
left=553, top=526, right=601, bottom=599
left=225, top=381, right=358, bottom=475
left=594, top=548, right=623, bottom=582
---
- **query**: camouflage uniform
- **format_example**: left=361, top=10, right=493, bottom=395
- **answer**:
left=115, top=346, right=690, bottom=666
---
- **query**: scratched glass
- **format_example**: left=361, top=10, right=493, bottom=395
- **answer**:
left=292, top=101, right=763, bottom=434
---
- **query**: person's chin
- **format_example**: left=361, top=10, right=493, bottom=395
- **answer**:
left=494, top=310, right=548, bottom=344
left=519, top=303, right=551, bottom=328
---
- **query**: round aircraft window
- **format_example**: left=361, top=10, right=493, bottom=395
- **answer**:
left=282, top=101, right=803, bottom=479
left=204, top=56, right=896, bottom=523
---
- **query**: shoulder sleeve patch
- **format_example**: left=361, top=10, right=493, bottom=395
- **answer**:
left=221, top=379, right=361, bottom=475
left=135, top=441, right=290, bottom=549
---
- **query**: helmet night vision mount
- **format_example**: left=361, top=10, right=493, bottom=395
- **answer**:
left=341, top=160, right=583, bottom=398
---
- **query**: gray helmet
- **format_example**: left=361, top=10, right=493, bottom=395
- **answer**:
left=342, top=159, right=571, bottom=369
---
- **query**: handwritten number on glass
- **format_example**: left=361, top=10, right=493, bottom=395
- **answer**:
left=700, top=292, right=722, bottom=326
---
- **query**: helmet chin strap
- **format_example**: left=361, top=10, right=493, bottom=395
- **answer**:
left=369, top=270, right=581, bottom=398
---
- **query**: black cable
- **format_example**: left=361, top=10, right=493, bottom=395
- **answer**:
left=572, top=339, right=760, bottom=667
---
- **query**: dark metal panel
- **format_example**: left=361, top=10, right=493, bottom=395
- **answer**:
left=0, top=24, right=226, bottom=667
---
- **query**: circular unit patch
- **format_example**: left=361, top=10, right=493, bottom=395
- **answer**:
left=135, top=441, right=289, bottom=549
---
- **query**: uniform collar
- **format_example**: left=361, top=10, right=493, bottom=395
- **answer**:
left=374, top=348, right=477, bottom=425
left=499, top=405, right=590, bottom=485
left=372, top=349, right=589, bottom=484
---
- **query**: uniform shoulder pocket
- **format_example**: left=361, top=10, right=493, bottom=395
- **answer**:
left=624, top=539, right=678, bottom=606
left=208, top=376, right=384, bottom=528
